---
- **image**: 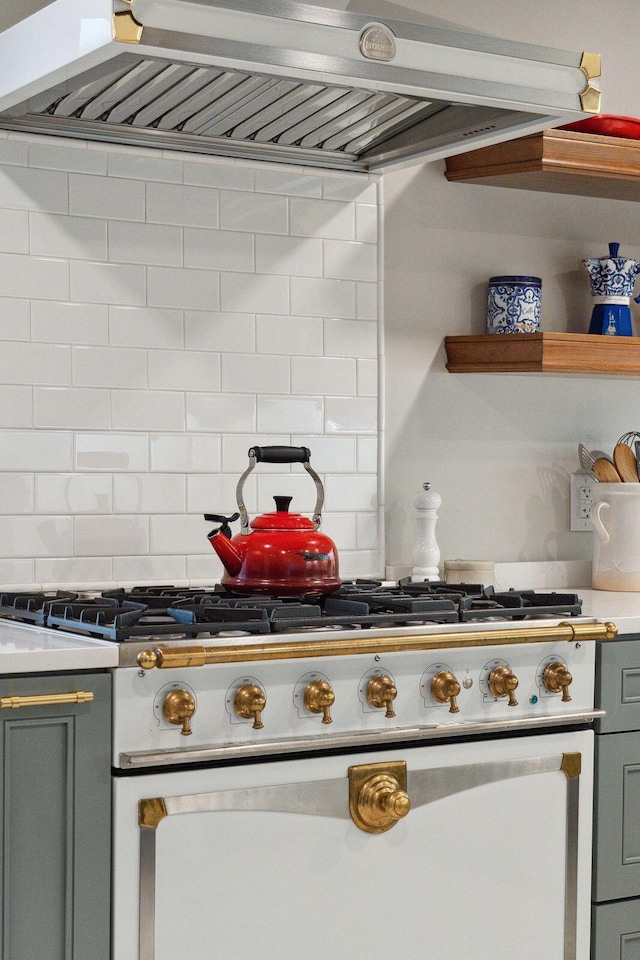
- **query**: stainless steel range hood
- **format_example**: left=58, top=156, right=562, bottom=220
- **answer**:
left=0, top=0, right=601, bottom=172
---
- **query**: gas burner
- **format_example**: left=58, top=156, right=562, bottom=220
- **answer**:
left=0, top=590, right=79, bottom=625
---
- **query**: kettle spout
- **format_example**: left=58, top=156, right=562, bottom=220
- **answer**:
left=207, top=528, right=243, bottom=577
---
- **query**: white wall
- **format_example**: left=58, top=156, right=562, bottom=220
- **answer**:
left=383, top=0, right=640, bottom=573
left=0, top=134, right=380, bottom=587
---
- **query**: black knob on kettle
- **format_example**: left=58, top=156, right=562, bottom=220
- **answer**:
left=273, top=496, right=293, bottom=513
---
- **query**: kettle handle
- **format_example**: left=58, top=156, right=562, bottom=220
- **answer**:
left=237, top=446, right=324, bottom=534
left=591, top=500, right=611, bottom=544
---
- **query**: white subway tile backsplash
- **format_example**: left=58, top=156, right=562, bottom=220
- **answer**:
left=184, top=160, right=254, bottom=192
left=290, top=277, right=355, bottom=318
left=0, top=475, right=34, bottom=514
left=70, top=261, right=146, bottom=305
left=325, top=397, right=377, bottom=434
left=0, top=386, right=33, bottom=428
left=69, top=173, right=145, bottom=221
left=289, top=197, right=354, bottom=240
left=184, top=311, right=255, bottom=353
left=29, top=141, right=107, bottom=175
left=73, top=345, right=148, bottom=388
left=0, top=298, right=30, bottom=340
left=108, top=151, right=182, bottom=183
left=184, top=228, right=254, bottom=272
left=108, top=221, right=183, bottom=266
left=357, top=437, right=378, bottom=473
left=148, top=349, right=220, bottom=392
left=0, top=165, right=68, bottom=213
left=146, top=181, right=219, bottom=228
left=74, top=515, right=149, bottom=556
left=187, top=474, right=257, bottom=515
left=291, top=357, right=356, bottom=396
left=255, top=167, right=323, bottom=197
left=323, top=239, right=377, bottom=281
left=147, top=265, right=220, bottom=311
left=220, top=272, right=288, bottom=314
left=257, top=396, right=323, bottom=434
left=0, top=341, right=71, bottom=385
left=324, top=317, right=377, bottom=359
left=30, top=212, right=107, bottom=261
left=32, top=300, right=109, bottom=345
left=113, top=474, right=186, bottom=513
left=111, top=389, right=186, bottom=431
left=34, top=386, right=111, bottom=429
left=0, top=252, right=68, bottom=300
left=357, top=358, right=378, bottom=396
left=35, top=556, right=113, bottom=584
left=150, top=434, right=221, bottom=473
left=256, top=315, right=323, bottom=356
left=150, top=514, right=209, bottom=555
left=186, top=393, right=256, bottom=433
left=113, top=555, right=187, bottom=582
left=255, top=235, right=322, bottom=277
left=0, top=209, right=28, bottom=253
left=322, top=177, right=378, bottom=203
left=109, top=306, right=184, bottom=349
left=356, top=282, right=378, bottom=320
left=0, top=135, right=379, bottom=585
left=35, top=474, right=112, bottom=515
left=291, top=436, right=356, bottom=473
left=355, top=203, right=378, bottom=243
left=221, top=353, right=290, bottom=394
left=0, top=516, right=73, bottom=557
left=219, top=190, right=288, bottom=234
left=75, top=433, right=148, bottom=472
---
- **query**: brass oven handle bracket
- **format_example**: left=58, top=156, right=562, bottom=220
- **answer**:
left=0, top=691, right=94, bottom=709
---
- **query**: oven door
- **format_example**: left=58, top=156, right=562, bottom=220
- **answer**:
left=112, top=728, right=593, bottom=960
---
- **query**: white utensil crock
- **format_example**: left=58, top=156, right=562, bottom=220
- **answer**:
left=591, top=482, right=640, bottom=590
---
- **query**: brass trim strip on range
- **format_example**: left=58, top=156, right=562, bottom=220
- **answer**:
left=136, top=750, right=582, bottom=960
left=0, top=691, right=94, bottom=709
left=136, top=620, right=617, bottom=670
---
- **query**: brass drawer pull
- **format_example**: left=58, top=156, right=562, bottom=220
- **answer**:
left=0, top=691, right=95, bottom=709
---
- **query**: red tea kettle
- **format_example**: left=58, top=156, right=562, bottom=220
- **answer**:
left=204, top=446, right=341, bottom=596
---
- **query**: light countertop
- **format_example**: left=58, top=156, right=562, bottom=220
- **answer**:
left=573, top=588, right=640, bottom=636
left=0, top=620, right=118, bottom=673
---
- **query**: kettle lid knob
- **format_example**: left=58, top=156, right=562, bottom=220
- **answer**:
left=273, top=495, right=293, bottom=513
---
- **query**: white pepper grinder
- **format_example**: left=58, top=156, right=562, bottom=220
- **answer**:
left=410, top=482, right=441, bottom=582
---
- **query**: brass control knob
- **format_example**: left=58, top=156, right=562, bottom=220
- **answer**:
left=431, top=670, right=461, bottom=714
left=304, top=679, right=335, bottom=724
left=366, top=674, right=397, bottom=718
left=488, top=665, right=519, bottom=707
left=354, top=772, right=411, bottom=833
left=234, top=683, right=266, bottom=729
left=162, top=689, right=196, bottom=736
left=543, top=662, right=573, bottom=702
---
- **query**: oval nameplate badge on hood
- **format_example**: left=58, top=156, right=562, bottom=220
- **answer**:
left=359, top=24, right=396, bottom=62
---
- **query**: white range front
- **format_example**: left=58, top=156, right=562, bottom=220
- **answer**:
left=111, top=619, right=606, bottom=960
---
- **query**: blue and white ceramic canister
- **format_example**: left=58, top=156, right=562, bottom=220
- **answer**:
left=486, top=276, right=542, bottom=334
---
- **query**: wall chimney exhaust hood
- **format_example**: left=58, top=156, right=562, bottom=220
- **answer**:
left=0, top=0, right=601, bottom=172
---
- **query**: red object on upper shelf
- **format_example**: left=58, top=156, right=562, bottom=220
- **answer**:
left=560, top=114, right=640, bottom=139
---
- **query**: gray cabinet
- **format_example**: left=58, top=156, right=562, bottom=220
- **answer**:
left=593, top=637, right=640, bottom=960
left=0, top=671, right=112, bottom=960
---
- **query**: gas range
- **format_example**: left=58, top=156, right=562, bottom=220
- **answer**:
left=0, top=579, right=586, bottom=665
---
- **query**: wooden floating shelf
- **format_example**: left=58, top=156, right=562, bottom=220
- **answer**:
left=444, top=333, right=640, bottom=377
left=444, top=129, right=640, bottom=201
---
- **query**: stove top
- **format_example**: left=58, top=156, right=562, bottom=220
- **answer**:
left=0, top=580, right=583, bottom=643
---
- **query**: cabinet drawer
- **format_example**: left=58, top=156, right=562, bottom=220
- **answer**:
left=594, top=729, right=640, bottom=902
left=596, top=637, right=640, bottom=734
left=593, top=900, right=640, bottom=960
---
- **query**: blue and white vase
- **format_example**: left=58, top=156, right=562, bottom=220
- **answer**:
left=486, top=276, right=541, bottom=334
left=583, top=242, right=640, bottom=337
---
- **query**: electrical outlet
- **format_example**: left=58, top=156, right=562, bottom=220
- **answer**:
left=570, top=474, right=593, bottom=531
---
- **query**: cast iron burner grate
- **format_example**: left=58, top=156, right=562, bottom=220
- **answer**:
left=0, top=581, right=583, bottom=640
